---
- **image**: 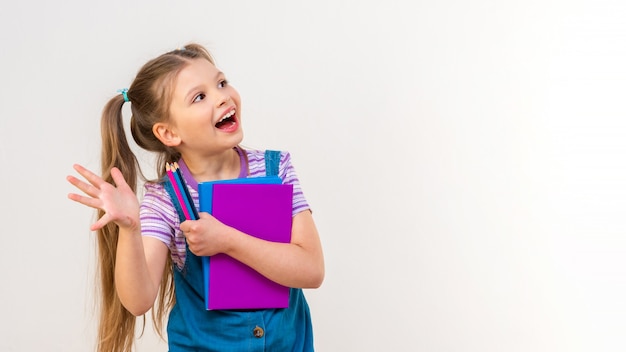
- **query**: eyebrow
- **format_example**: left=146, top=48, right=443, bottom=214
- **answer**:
left=184, top=71, right=225, bottom=101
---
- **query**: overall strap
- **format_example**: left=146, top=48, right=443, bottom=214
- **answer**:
left=163, top=178, right=188, bottom=223
left=265, top=150, right=281, bottom=177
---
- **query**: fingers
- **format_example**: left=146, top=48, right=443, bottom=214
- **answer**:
left=67, top=191, right=102, bottom=210
left=66, top=174, right=100, bottom=199
left=67, top=164, right=137, bottom=232
left=66, top=164, right=106, bottom=210
left=179, top=219, right=201, bottom=238
left=67, top=164, right=106, bottom=199
left=67, top=165, right=126, bottom=195
left=179, top=220, right=191, bottom=234
left=179, top=214, right=209, bottom=231
left=72, top=164, right=105, bottom=188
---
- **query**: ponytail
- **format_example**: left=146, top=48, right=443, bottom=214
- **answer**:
left=96, top=95, right=141, bottom=352
left=101, top=95, right=140, bottom=191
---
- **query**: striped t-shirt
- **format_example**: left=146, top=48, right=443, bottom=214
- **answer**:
left=139, top=148, right=310, bottom=269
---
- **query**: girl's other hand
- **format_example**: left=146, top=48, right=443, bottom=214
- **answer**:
left=67, top=164, right=140, bottom=232
left=180, top=212, right=231, bottom=256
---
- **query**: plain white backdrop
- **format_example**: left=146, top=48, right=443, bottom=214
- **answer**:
left=1, top=0, right=625, bottom=351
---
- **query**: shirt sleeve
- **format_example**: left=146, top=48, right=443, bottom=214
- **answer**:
left=278, top=151, right=311, bottom=216
left=140, top=182, right=187, bottom=269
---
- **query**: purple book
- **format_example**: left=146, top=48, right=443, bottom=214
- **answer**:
left=208, top=183, right=293, bottom=310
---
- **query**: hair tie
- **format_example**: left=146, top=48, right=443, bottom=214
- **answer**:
left=117, top=88, right=129, bottom=103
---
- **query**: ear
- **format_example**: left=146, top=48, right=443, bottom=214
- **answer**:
left=152, top=122, right=181, bottom=147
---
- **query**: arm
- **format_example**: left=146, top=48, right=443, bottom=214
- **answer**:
left=181, top=209, right=325, bottom=288
left=67, top=165, right=168, bottom=316
left=115, top=228, right=169, bottom=316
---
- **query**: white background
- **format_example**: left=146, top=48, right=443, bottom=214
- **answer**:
left=1, top=0, right=625, bottom=351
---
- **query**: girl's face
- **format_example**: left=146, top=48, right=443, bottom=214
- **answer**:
left=168, top=58, right=243, bottom=155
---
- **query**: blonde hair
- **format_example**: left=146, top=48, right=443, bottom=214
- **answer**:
left=97, top=43, right=214, bottom=352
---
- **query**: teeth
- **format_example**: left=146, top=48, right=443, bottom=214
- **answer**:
left=219, top=110, right=235, bottom=123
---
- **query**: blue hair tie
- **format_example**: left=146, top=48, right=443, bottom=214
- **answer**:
left=117, top=88, right=129, bottom=103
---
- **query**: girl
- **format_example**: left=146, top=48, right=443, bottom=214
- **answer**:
left=67, top=43, right=324, bottom=352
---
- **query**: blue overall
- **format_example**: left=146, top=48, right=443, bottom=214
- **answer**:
left=163, top=150, right=314, bottom=352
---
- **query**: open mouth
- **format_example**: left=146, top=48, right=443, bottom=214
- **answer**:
left=216, top=109, right=237, bottom=129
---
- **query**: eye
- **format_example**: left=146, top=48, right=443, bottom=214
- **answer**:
left=192, top=93, right=206, bottom=103
left=218, top=79, right=229, bottom=89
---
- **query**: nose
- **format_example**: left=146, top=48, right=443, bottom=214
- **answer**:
left=215, top=90, right=231, bottom=107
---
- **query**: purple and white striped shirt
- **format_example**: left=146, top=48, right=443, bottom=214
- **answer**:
left=139, top=149, right=310, bottom=269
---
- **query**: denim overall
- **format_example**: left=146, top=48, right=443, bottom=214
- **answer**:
left=163, top=150, right=314, bottom=352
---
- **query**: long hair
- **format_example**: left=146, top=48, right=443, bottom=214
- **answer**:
left=96, top=43, right=215, bottom=352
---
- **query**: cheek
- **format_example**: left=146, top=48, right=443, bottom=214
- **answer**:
left=231, top=90, right=242, bottom=107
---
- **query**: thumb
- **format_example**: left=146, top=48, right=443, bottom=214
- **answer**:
left=198, top=212, right=213, bottom=220
left=110, top=167, right=130, bottom=189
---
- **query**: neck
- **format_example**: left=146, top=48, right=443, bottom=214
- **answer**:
left=180, top=147, right=241, bottom=182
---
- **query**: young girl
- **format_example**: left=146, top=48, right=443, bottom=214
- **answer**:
left=67, top=43, right=324, bottom=352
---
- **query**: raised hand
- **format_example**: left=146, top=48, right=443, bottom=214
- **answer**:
left=67, top=164, right=140, bottom=232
